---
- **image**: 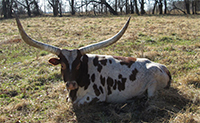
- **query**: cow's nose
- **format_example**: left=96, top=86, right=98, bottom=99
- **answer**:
left=66, top=81, right=78, bottom=90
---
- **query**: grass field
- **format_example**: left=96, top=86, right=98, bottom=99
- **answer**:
left=0, top=15, right=200, bottom=122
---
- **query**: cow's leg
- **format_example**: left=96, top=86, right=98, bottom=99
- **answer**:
left=144, top=81, right=157, bottom=106
left=147, top=81, right=157, bottom=98
left=76, top=95, right=99, bottom=106
left=76, top=94, right=106, bottom=106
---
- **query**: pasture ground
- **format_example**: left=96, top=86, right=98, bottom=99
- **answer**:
left=0, top=15, right=200, bottom=122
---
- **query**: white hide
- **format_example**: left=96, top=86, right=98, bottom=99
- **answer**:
left=69, top=54, right=171, bottom=106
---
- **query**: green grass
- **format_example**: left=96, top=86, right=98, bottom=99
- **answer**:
left=0, top=15, right=200, bottom=122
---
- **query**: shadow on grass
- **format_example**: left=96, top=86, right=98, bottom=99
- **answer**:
left=73, top=87, right=190, bottom=123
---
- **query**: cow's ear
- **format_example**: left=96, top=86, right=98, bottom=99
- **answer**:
left=49, top=58, right=60, bottom=65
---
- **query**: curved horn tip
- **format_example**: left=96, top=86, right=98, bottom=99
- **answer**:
left=14, top=11, right=61, bottom=56
left=128, top=16, right=131, bottom=21
left=79, top=17, right=131, bottom=54
left=125, top=17, right=131, bottom=27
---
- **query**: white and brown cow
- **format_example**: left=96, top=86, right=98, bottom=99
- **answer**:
left=15, top=14, right=171, bottom=106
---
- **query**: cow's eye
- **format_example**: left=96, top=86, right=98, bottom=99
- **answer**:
left=61, top=63, right=66, bottom=70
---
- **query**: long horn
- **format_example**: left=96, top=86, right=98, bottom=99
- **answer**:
left=79, top=17, right=131, bottom=55
left=14, top=12, right=61, bottom=56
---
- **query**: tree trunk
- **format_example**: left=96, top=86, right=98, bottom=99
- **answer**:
left=115, top=0, right=117, bottom=12
left=159, top=0, right=163, bottom=14
left=152, top=0, right=158, bottom=14
left=8, top=0, right=13, bottom=18
left=105, top=3, right=107, bottom=14
left=140, top=0, right=145, bottom=15
left=192, top=0, right=197, bottom=14
left=55, top=0, right=59, bottom=16
left=194, top=0, right=197, bottom=14
left=48, top=0, right=59, bottom=16
left=53, top=6, right=58, bottom=16
left=2, top=0, right=13, bottom=18
left=71, top=0, right=75, bottom=15
left=59, top=2, right=62, bottom=17
left=125, top=0, right=128, bottom=14
left=3, top=0, right=7, bottom=18
left=86, top=0, right=88, bottom=14
left=93, top=4, right=96, bottom=15
left=164, top=0, right=167, bottom=14
left=25, top=0, right=31, bottom=17
left=134, top=0, right=139, bottom=15
left=100, top=1, right=103, bottom=13
left=185, top=0, right=190, bottom=14
left=118, top=0, right=122, bottom=14
left=130, top=1, right=134, bottom=14
left=33, top=0, right=40, bottom=16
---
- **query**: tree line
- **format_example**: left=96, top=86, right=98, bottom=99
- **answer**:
left=0, top=0, right=199, bottom=18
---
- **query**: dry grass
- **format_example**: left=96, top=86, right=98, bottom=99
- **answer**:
left=0, top=15, right=200, bottom=122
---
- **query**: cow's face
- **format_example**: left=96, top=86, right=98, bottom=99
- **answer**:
left=49, top=49, right=82, bottom=90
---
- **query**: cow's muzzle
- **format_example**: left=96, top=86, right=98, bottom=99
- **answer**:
left=66, top=81, right=78, bottom=90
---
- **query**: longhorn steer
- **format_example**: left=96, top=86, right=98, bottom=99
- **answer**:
left=15, top=15, right=171, bottom=106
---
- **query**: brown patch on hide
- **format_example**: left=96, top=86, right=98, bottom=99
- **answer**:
left=113, top=56, right=136, bottom=68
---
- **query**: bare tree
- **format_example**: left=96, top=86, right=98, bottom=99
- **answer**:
left=83, top=0, right=118, bottom=15
left=118, top=0, right=124, bottom=14
left=59, top=0, right=62, bottom=16
left=168, top=1, right=186, bottom=14
left=2, top=0, right=14, bottom=18
left=158, top=0, right=163, bottom=14
left=32, top=0, right=40, bottom=16
left=16, top=0, right=41, bottom=16
left=192, top=0, right=197, bottom=14
left=130, top=0, right=134, bottom=14
left=152, top=0, right=158, bottom=14
left=48, top=0, right=59, bottom=16
left=134, top=0, right=139, bottom=15
left=184, top=0, right=190, bottom=14
left=101, top=0, right=118, bottom=15
left=139, top=0, right=145, bottom=14
left=164, top=0, right=167, bottom=14
left=16, top=0, right=33, bottom=16
left=125, top=0, right=128, bottom=14
left=69, top=0, right=75, bottom=15
left=93, top=3, right=97, bottom=15
left=115, top=0, right=117, bottom=12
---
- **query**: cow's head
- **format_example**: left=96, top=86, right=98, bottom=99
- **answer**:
left=15, top=13, right=130, bottom=90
